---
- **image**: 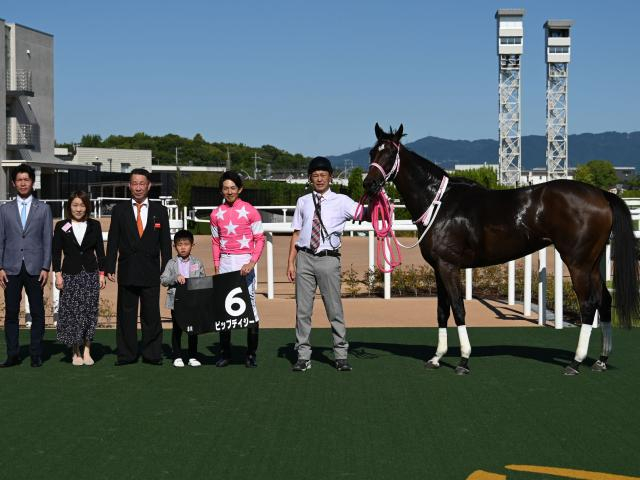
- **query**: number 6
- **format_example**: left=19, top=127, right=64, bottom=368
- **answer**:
left=225, top=287, right=246, bottom=316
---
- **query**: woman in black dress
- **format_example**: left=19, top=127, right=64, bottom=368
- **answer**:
left=52, top=191, right=106, bottom=365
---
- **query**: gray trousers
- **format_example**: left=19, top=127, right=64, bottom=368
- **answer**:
left=295, top=250, right=348, bottom=360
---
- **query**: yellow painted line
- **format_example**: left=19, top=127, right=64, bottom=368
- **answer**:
left=506, top=464, right=640, bottom=480
left=466, top=471, right=506, bottom=480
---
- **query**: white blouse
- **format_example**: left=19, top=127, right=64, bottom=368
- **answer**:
left=72, top=220, right=87, bottom=245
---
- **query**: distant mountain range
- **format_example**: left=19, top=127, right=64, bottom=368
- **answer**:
left=328, top=131, right=640, bottom=171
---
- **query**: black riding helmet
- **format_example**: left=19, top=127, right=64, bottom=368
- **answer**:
left=307, top=156, right=333, bottom=175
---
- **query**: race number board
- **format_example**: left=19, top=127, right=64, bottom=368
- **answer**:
left=173, top=271, right=256, bottom=334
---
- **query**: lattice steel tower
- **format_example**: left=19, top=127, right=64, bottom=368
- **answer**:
left=544, top=20, right=573, bottom=180
left=496, top=9, right=524, bottom=186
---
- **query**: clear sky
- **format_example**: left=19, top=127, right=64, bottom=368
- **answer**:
left=3, top=0, right=639, bottom=156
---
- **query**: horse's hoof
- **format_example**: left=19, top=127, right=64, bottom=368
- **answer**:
left=424, top=360, right=440, bottom=370
left=563, top=365, right=580, bottom=376
left=454, top=365, right=470, bottom=375
left=591, top=360, right=607, bottom=372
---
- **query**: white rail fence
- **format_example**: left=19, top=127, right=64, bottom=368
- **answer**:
left=18, top=198, right=640, bottom=328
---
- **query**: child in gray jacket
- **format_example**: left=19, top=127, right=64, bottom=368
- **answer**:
left=160, top=230, right=206, bottom=367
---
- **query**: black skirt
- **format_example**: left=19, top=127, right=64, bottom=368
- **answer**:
left=56, top=270, right=100, bottom=347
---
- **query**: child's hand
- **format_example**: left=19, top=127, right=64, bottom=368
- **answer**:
left=177, top=274, right=186, bottom=284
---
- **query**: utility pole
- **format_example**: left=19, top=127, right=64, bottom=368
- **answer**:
left=226, top=147, right=231, bottom=171
left=253, top=152, right=262, bottom=180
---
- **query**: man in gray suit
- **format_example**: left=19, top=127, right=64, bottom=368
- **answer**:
left=0, top=164, right=52, bottom=367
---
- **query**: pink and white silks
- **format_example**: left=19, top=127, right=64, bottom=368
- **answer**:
left=210, top=198, right=265, bottom=321
left=209, top=198, right=265, bottom=269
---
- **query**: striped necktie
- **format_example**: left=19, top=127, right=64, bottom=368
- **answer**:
left=309, top=194, right=322, bottom=252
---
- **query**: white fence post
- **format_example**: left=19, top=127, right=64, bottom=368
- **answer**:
left=267, top=233, right=274, bottom=299
left=384, top=240, right=391, bottom=300
left=605, top=243, right=611, bottom=282
left=25, top=296, right=31, bottom=324
left=368, top=231, right=375, bottom=272
left=508, top=260, right=515, bottom=305
left=554, top=248, right=563, bottom=329
left=524, top=254, right=532, bottom=316
left=52, top=276, right=59, bottom=325
left=465, top=268, right=472, bottom=300
left=538, top=247, right=547, bottom=326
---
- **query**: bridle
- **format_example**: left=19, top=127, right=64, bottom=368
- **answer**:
left=368, top=140, right=401, bottom=183
left=356, top=139, right=450, bottom=273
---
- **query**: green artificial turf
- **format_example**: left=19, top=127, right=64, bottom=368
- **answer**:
left=0, top=327, right=639, bottom=480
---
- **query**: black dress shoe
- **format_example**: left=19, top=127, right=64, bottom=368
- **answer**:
left=335, top=359, right=352, bottom=371
left=245, top=355, right=258, bottom=368
left=30, top=356, right=43, bottom=368
left=215, top=357, right=231, bottom=368
left=114, top=359, right=137, bottom=366
left=142, top=358, right=163, bottom=366
left=0, top=356, right=21, bottom=368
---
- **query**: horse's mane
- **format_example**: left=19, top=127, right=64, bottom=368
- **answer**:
left=448, top=175, right=488, bottom=189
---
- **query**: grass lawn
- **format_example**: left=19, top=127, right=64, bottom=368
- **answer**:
left=0, top=327, right=639, bottom=480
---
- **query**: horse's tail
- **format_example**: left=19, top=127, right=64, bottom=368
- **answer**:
left=605, top=192, right=640, bottom=328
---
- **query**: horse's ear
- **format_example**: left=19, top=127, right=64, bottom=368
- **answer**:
left=394, top=124, right=404, bottom=142
left=375, top=123, right=384, bottom=141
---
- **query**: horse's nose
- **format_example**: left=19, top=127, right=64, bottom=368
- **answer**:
left=363, top=176, right=375, bottom=194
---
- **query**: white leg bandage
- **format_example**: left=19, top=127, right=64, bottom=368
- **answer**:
left=428, top=328, right=448, bottom=366
left=457, top=325, right=471, bottom=359
left=601, top=321, right=613, bottom=357
left=574, top=324, right=593, bottom=363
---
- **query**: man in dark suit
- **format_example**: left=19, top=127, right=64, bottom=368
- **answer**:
left=105, top=168, right=171, bottom=365
left=0, top=163, right=53, bottom=368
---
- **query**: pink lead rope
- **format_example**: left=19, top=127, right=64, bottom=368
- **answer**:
left=355, top=143, right=449, bottom=273
left=354, top=189, right=402, bottom=273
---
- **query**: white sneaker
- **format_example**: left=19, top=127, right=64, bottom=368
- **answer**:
left=188, top=358, right=201, bottom=367
left=173, top=358, right=185, bottom=368
left=25, top=320, right=32, bottom=329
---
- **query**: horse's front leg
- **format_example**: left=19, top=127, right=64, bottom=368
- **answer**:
left=438, top=262, right=471, bottom=375
left=425, top=271, right=450, bottom=369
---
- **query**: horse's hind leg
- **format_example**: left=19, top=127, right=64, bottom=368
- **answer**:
left=565, top=265, right=602, bottom=375
left=436, top=263, right=471, bottom=375
left=592, top=280, right=612, bottom=372
left=425, top=271, right=451, bottom=369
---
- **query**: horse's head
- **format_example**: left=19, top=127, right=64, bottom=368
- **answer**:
left=363, top=123, right=404, bottom=195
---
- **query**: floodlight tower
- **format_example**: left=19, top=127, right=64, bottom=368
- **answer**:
left=496, top=9, right=524, bottom=186
left=544, top=20, right=573, bottom=180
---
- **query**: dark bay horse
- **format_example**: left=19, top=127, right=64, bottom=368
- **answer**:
left=363, top=123, right=639, bottom=375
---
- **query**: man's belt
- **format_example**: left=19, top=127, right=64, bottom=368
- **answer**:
left=296, top=246, right=340, bottom=258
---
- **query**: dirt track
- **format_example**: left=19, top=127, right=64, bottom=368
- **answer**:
left=37, top=234, right=559, bottom=329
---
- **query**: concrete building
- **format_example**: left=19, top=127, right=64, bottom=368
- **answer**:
left=68, top=146, right=152, bottom=173
left=1, top=19, right=91, bottom=199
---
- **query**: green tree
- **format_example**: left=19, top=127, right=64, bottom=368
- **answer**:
left=73, top=132, right=309, bottom=172
left=574, top=164, right=595, bottom=185
left=80, top=134, right=103, bottom=147
left=575, top=160, right=617, bottom=190
left=451, top=166, right=499, bottom=189
left=347, top=167, right=365, bottom=201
